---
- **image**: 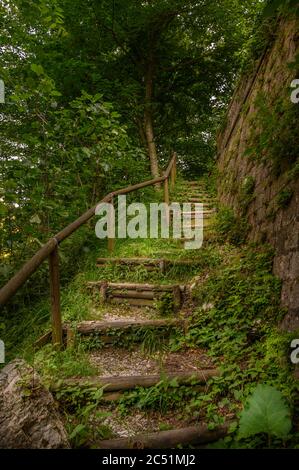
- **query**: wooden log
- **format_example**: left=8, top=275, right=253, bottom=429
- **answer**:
left=49, top=245, right=63, bottom=349
left=100, top=282, right=108, bottom=301
left=173, top=285, right=182, bottom=312
left=170, top=164, right=175, bottom=189
left=110, top=297, right=154, bottom=307
left=97, top=422, right=231, bottom=449
left=88, top=282, right=183, bottom=292
left=181, top=210, right=215, bottom=216
left=188, top=198, right=215, bottom=203
left=164, top=177, right=170, bottom=205
left=96, top=257, right=162, bottom=267
left=107, top=196, right=115, bottom=252
left=102, top=386, right=206, bottom=403
left=34, top=331, right=53, bottom=348
left=107, top=290, right=156, bottom=300
left=0, top=238, right=57, bottom=307
left=164, top=178, right=170, bottom=225
left=76, top=319, right=184, bottom=335
left=55, top=369, right=219, bottom=392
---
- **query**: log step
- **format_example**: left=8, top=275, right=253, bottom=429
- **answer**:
left=35, top=319, right=183, bottom=348
left=96, top=422, right=230, bottom=449
left=76, top=319, right=184, bottom=335
left=96, top=258, right=206, bottom=267
left=97, top=257, right=164, bottom=268
left=181, top=210, right=215, bottom=216
left=52, top=369, right=219, bottom=392
left=87, top=282, right=184, bottom=311
left=96, top=257, right=205, bottom=272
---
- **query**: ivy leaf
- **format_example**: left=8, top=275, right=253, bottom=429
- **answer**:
left=30, top=64, right=44, bottom=76
left=238, top=385, right=292, bottom=439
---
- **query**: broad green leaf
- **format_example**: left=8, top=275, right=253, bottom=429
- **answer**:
left=238, top=385, right=292, bottom=439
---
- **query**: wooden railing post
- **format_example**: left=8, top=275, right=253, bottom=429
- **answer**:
left=164, top=176, right=170, bottom=225
left=170, top=157, right=176, bottom=189
left=173, top=153, right=177, bottom=184
left=170, top=166, right=175, bottom=189
left=164, top=177, right=169, bottom=205
left=49, top=244, right=63, bottom=349
left=108, top=196, right=115, bottom=252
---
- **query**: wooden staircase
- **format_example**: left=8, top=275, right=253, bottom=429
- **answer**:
left=87, top=281, right=184, bottom=310
left=49, top=178, right=223, bottom=448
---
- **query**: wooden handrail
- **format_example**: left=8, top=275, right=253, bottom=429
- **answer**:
left=0, top=152, right=177, bottom=346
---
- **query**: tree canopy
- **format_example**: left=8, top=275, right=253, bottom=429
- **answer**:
left=0, top=0, right=265, bottom=286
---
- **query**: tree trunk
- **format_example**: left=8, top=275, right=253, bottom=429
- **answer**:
left=144, top=54, right=160, bottom=181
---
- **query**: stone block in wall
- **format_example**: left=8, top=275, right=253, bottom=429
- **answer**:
left=284, top=224, right=299, bottom=252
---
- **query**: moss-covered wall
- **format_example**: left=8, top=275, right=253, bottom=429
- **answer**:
left=217, top=17, right=299, bottom=331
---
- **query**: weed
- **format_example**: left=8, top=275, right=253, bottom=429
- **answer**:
left=214, top=206, right=249, bottom=245
left=276, top=189, right=294, bottom=209
left=155, top=292, right=175, bottom=316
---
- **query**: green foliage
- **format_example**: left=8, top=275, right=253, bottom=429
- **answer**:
left=118, top=377, right=198, bottom=415
left=245, top=93, right=299, bottom=176
left=238, top=385, right=292, bottom=441
left=81, top=326, right=179, bottom=355
left=215, top=207, right=249, bottom=245
left=263, top=0, right=299, bottom=18
left=34, top=344, right=98, bottom=380
left=55, top=384, right=113, bottom=447
left=155, top=292, right=175, bottom=317
left=276, top=189, right=294, bottom=209
left=170, top=244, right=299, bottom=448
left=187, top=246, right=283, bottom=358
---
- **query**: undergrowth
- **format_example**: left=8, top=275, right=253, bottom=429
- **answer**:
left=3, top=177, right=298, bottom=449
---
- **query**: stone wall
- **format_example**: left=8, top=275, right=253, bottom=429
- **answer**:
left=217, top=18, right=299, bottom=331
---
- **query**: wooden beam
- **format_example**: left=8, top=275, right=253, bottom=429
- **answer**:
left=76, top=319, right=184, bottom=335
left=107, top=196, right=115, bottom=252
left=164, top=177, right=170, bottom=205
left=49, top=245, right=63, bottom=349
left=88, top=281, right=184, bottom=292
left=53, top=369, right=219, bottom=392
left=97, top=422, right=231, bottom=449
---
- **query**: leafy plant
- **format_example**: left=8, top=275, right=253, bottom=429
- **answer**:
left=245, top=92, right=299, bottom=176
left=276, top=189, right=294, bottom=209
left=215, top=207, right=249, bottom=245
left=155, top=292, right=175, bottom=317
left=118, top=377, right=198, bottom=414
left=238, top=385, right=292, bottom=443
